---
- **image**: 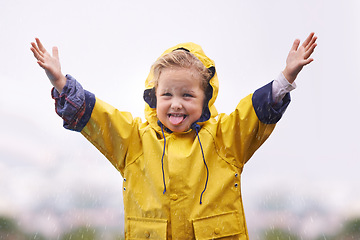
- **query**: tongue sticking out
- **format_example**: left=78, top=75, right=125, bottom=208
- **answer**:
left=169, top=115, right=184, bottom=125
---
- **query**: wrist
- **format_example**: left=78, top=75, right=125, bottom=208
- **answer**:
left=53, top=75, right=67, bottom=93
left=282, top=68, right=297, bottom=84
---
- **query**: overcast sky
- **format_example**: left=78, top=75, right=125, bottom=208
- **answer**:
left=1, top=0, right=360, bottom=236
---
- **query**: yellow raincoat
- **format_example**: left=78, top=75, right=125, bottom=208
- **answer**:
left=54, top=43, right=290, bottom=239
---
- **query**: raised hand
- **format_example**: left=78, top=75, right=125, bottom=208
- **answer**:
left=282, top=32, right=317, bottom=83
left=31, top=38, right=67, bottom=93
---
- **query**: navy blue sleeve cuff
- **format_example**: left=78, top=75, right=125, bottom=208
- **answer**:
left=252, top=81, right=291, bottom=124
left=75, top=90, right=96, bottom=131
left=52, top=75, right=96, bottom=132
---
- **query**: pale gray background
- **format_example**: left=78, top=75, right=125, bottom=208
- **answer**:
left=1, top=0, right=359, bottom=238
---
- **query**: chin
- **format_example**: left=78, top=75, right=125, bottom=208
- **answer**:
left=168, top=125, right=189, bottom=133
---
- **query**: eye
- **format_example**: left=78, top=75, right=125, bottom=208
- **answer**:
left=162, top=92, right=172, bottom=97
left=183, top=93, right=193, bottom=97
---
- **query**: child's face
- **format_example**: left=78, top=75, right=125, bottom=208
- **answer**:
left=156, top=67, right=205, bottom=132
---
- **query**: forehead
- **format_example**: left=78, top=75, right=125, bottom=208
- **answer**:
left=157, top=67, right=203, bottom=89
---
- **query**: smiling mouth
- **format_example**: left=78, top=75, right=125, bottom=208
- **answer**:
left=168, top=113, right=188, bottom=125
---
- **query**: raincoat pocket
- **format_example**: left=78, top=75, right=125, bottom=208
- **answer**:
left=193, top=211, right=243, bottom=240
left=127, top=217, right=167, bottom=239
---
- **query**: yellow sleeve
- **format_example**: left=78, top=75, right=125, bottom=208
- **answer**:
left=81, top=97, right=143, bottom=176
left=216, top=94, right=276, bottom=167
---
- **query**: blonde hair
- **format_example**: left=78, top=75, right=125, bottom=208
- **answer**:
left=151, top=50, right=211, bottom=91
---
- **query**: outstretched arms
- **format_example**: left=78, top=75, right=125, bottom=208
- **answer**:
left=282, top=32, right=317, bottom=83
left=30, top=38, right=67, bottom=93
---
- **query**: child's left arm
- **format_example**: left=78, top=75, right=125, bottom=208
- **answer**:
left=282, top=32, right=317, bottom=84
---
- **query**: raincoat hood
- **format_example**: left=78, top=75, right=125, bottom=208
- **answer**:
left=143, top=42, right=219, bottom=132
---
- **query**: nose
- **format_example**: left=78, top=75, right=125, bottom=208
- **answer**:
left=171, top=98, right=183, bottom=110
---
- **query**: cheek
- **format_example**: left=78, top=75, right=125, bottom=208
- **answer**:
left=197, top=100, right=206, bottom=117
left=188, top=101, right=203, bottom=117
left=156, top=100, right=167, bottom=115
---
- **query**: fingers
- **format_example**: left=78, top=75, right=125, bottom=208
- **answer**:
left=30, top=38, right=60, bottom=64
left=30, top=44, right=44, bottom=62
left=306, top=35, right=317, bottom=50
left=297, top=32, right=317, bottom=60
left=291, top=39, right=300, bottom=51
left=31, top=42, right=41, bottom=55
left=31, top=39, right=45, bottom=62
left=302, top=58, right=314, bottom=66
left=304, top=41, right=317, bottom=59
left=31, top=41, right=41, bottom=54
left=35, top=38, right=47, bottom=53
left=301, top=32, right=315, bottom=48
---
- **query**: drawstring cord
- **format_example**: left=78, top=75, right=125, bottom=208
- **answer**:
left=194, top=125, right=209, bottom=205
left=160, top=124, right=167, bottom=194
left=159, top=122, right=209, bottom=204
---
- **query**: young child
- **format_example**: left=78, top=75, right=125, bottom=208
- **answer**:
left=31, top=34, right=317, bottom=240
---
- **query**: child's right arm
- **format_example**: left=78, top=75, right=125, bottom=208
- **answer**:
left=30, top=38, right=67, bottom=93
left=30, top=39, right=139, bottom=174
left=31, top=38, right=96, bottom=132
